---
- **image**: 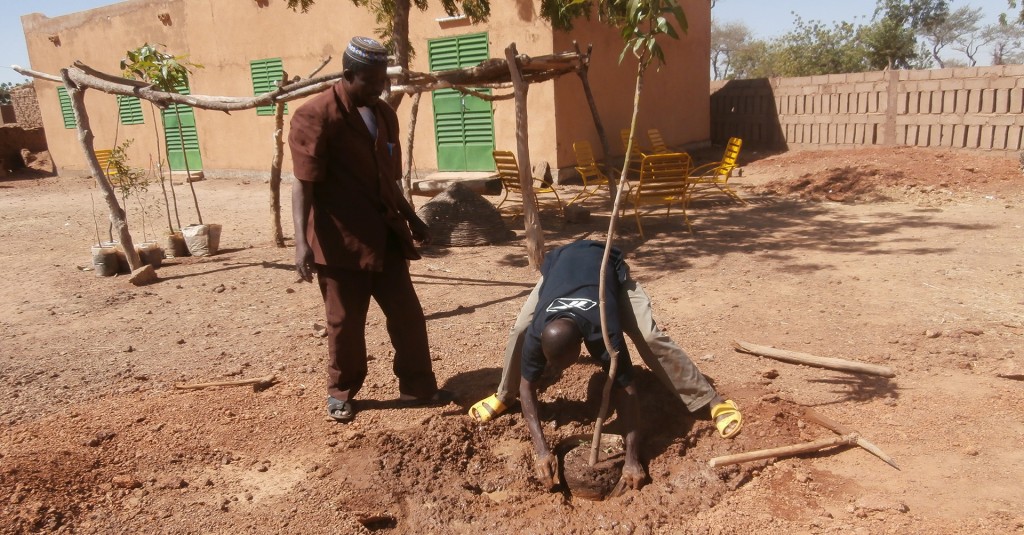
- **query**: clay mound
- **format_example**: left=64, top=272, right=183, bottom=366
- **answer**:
left=415, top=182, right=514, bottom=246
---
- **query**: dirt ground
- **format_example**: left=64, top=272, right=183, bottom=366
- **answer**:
left=1, top=145, right=1023, bottom=534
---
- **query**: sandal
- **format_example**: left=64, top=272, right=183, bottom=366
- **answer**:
left=711, top=399, right=743, bottom=439
left=397, top=389, right=455, bottom=408
left=468, top=394, right=508, bottom=423
left=327, top=397, right=355, bottom=423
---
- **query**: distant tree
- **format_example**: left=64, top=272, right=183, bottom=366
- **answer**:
left=727, top=15, right=867, bottom=78
left=710, top=20, right=754, bottom=79
left=983, top=21, right=1024, bottom=64
left=1006, top=0, right=1023, bottom=24
left=0, top=82, right=15, bottom=105
left=919, top=5, right=983, bottom=68
left=773, top=16, right=867, bottom=76
left=875, top=0, right=950, bottom=30
left=285, top=0, right=491, bottom=109
left=727, top=38, right=779, bottom=79
left=861, top=3, right=928, bottom=69
left=952, top=21, right=995, bottom=66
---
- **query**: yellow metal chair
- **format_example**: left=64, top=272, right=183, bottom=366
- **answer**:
left=570, top=140, right=614, bottom=205
left=625, top=152, right=694, bottom=239
left=689, top=137, right=745, bottom=203
left=492, top=150, right=564, bottom=216
left=647, top=128, right=670, bottom=154
left=619, top=128, right=647, bottom=182
left=94, top=149, right=119, bottom=181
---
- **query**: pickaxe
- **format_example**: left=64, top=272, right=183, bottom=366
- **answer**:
left=707, top=409, right=900, bottom=470
left=802, top=408, right=900, bottom=470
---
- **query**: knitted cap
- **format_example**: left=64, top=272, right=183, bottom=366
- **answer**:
left=345, top=36, right=388, bottom=66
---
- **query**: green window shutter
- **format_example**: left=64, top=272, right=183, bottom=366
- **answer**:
left=250, top=58, right=287, bottom=116
left=429, top=33, right=494, bottom=171
left=57, top=86, right=76, bottom=128
left=117, top=95, right=145, bottom=125
left=161, top=82, right=204, bottom=171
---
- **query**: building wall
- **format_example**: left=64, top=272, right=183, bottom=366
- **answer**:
left=709, top=64, right=1024, bottom=151
left=23, top=0, right=712, bottom=177
left=552, top=0, right=712, bottom=168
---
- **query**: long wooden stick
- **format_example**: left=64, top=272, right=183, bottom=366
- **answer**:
left=505, top=43, right=544, bottom=270
left=803, top=408, right=900, bottom=470
left=708, top=434, right=858, bottom=468
left=174, top=374, right=276, bottom=390
left=733, top=340, right=896, bottom=378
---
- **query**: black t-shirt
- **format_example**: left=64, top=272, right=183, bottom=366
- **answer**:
left=521, top=240, right=633, bottom=388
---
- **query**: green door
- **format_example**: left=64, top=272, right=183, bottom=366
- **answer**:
left=429, top=33, right=494, bottom=171
left=162, top=82, right=203, bottom=171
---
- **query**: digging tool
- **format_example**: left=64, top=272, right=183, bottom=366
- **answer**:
left=708, top=434, right=859, bottom=467
left=802, top=408, right=900, bottom=470
left=174, top=374, right=277, bottom=391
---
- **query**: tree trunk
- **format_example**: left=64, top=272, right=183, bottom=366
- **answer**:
left=61, top=69, right=142, bottom=270
left=269, top=72, right=287, bottom=247
left=172, top=107, right=202, bottom=225
left=590, top=59, right=646, bottom=467
left=402, top=91, right=422, bottom=204
left=573, top=42, right=616, bottom=201
left=384, top=0, right=412, bottom=111
left=505, top=43, right=545, bottom=270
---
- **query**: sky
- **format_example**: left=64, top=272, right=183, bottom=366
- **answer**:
left=1, top=0, right=1019, bottom=86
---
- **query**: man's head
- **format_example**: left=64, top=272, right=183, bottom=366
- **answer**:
left=541, top=317, right=582, bottom=373
left=341, top=36, right=389, bottom=107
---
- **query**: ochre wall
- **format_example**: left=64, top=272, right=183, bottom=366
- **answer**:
left=23, top=0, right=711, bottom=177
left=552, top=0, right=712, bottom=169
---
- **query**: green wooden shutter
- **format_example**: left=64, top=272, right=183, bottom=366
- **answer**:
left=57, top=86, right=76, bottom=128
left=429, top=33, right=495, bottom=171
left=118, top=95, right=145, bottom=125
left=250, top=58, right=287, bottom=116
left=162, top=83, right=203, bottom=171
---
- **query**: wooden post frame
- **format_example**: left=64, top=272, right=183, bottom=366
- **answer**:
left=61, top=69, right=143, bottom=271
left=505, top=43, right=545, bottom=270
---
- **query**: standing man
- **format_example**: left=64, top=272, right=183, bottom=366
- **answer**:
left=290, top=36, right=451, bottom=423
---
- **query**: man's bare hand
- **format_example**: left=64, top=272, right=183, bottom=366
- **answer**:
left=609, top=461, right=646, bottom=497
left=409, top=218, right=431, bottom=245
left=534, top=452, right=559, bottom=491
left=295, top=243, right=314, bottom=283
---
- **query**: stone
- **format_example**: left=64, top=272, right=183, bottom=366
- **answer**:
left=564, top=204, right=590, bottom=223
left=111, top=475, right=142, bottom=489
left=128, top=265, right=158, bottom=286
left=532, top=160, right=552, bottom=185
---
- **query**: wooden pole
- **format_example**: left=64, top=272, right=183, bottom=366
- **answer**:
left=61, top=69, right=142, bottom=270
left=269, top=71, right=287, bottom=248
left=270, top=59, right=329, bottom=247
left=172, top=105, right=202, bottom=225
left=803, top=408, right=900, bottom=470
left=174, top=374, right=277, bottom=390
left=733, top=340, right=896, bottom=378
left=402, top=92, right=422, bottom=204
left=708, top=434, right=859, bottom=468
left=505, top=43, right=545, bottom=270
left=573, top=42, right=616, bottom=200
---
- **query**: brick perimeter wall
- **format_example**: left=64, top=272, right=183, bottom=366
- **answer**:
left=710, top=65, right=1024, bottom=151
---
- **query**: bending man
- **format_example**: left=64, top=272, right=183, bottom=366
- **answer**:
left=471, top=239, right=742, bottom=439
